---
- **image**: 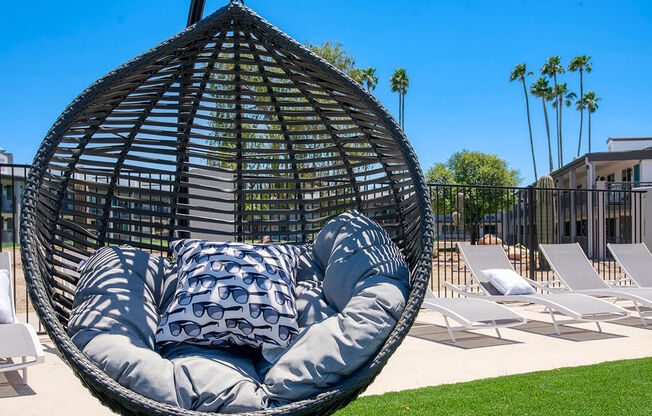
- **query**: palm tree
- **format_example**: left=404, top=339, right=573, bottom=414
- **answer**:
left=510, top=64, right=537, bottom=179
left=568, top=56, right=593, bottom=156
left=551, top=83, right=576, bottom=166
left=581, top=91, right=601, bottom=153
left=530, top=77, right=554, bottom=172
left=360, top=67, right=378, bottom=91
left=541, top=56, right=565, bottom=168
left=390, top=68, right=409, bottom=129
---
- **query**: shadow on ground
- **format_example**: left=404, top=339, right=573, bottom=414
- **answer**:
left=0, top=363, right=36, bottom=398
left=408, top=322, right=521, bottom=349
left=608, top=315, right=651, bottom=329
left=512, top=319, right=624, bottom=341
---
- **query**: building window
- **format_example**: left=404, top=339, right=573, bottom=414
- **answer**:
left=621, top=168, right=632, bottom=182
left=606, top=173, right=615, bottom=183
left=576, top=220, right=588, bottom=237
left=606, top=218, right=616, bottom=239
left=634, top=164, right=640, bottom=183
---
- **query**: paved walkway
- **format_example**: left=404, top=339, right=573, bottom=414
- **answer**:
left=1, top=303, right=651, bottom=415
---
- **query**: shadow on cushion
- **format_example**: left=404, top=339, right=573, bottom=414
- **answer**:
left=68, top=210, right=409, bottom=410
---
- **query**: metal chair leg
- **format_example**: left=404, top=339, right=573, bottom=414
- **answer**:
left=443, top=316, right=456, bottom=343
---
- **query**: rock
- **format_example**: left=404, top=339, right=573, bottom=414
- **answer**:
left=478, top=234, right=503, bottom=245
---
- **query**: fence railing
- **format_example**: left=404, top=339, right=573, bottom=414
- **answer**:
left=0, top=164, right=36, bottom=327
left=429, top=183, right=645, bottom=297
left=3, top=161, right=648, bottom=315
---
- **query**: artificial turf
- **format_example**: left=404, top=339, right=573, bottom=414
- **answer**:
left=335, top=358, right=652, bottom=415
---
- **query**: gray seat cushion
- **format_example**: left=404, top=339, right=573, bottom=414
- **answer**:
left=68, top=210, right=409, bottom=409
left=68, top=246, right=268, bottom=412
left=263, top=210, right=409, bottom=401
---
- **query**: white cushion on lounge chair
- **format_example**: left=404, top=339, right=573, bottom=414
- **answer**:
left=481, top=268, right=535, bottom=296
left=0, top=270, right=14, bottom=324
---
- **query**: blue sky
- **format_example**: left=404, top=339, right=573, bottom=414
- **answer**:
left=1, top=0, right=650, bottom=184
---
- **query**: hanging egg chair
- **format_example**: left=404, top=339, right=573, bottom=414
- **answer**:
left=20, top=1, right=434, bottom=415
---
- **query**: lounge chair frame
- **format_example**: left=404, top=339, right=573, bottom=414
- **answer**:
left=536, top=243, right=652, bottom=327
left=607, top=243, right=652, bottom=288
left=421, top=290, right=526, bottom=342
left=0, top=253, right=44, bottom=384
left=452, top=243, right=628, bottom=335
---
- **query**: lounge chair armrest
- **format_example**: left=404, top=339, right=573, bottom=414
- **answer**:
left=605, top=279, right=634, bottom=287
left=604, top=275, right=633, bottom=287
left=444, top=281, right=481, bottom=297
left=525, top=278, right=567, bottom=292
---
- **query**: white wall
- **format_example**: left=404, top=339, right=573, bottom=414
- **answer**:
left=641, top=160, right=652, bottom=182
left=607, top=138, right=652, bottom=152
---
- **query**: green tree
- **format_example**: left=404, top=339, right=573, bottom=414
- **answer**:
left=425, top=162, right=454, bottom=184
left=530, top=77, right=555, bottom=172
left=306, top=40, right=363, bottom=83
left=360, top=67, right=378, bottom=91
left=510, top=63, right=537, bottom=179
left=390, top=68, right=409, bottom=129
left=428, top=150, right=521, bottom=243
left=579, top=91, right=601, bottom=153
left=444, top=150, right=521, bottom=187
left=551, top=82, right=577, bottom=165
left=541, top=56, right=565, bottom=168
left=568, top=55, right=593, bottom=156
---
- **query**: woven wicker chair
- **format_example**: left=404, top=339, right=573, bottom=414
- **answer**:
left=20, top=2, right=434, bottom=415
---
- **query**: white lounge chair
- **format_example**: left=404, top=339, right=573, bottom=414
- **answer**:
left=0, top=252, right=44, bottom=384
left=451, top=243, right=628, bottom=335
left=421, top=288, right=527, bottom=342
left=538, top=243, right=652, bottom=327
left=607, top=243, right=652, bottom=288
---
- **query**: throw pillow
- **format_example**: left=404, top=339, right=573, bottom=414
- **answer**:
left=481, top=268, right=536, bottom=295
left=156, top=240, right=300, bottom=349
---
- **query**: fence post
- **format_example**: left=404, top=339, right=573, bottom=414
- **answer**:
left=527, top=185, right=537, bottom=281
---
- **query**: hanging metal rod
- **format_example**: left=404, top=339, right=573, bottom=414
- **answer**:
left=187, top=0, right=206, bottom=27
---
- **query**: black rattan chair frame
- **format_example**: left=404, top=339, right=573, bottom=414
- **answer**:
left=20, top=2, right=434, bottom=415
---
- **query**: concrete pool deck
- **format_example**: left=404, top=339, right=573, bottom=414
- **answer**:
left=1, top=303, right=651, bottom=415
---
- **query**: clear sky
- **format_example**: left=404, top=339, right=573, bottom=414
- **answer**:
left=1, top=0, right=650, bottom=184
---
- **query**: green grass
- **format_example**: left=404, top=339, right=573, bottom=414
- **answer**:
left=336, top=358, right=652, bottom=416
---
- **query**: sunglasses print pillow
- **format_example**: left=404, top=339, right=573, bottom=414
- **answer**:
left=155, top=240, right=302, bottom=349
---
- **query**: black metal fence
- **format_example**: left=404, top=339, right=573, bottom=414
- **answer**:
left=0, top=164, right=36, bottom=326
left=429, top=183, right=646, bottom=297
left=3, top=161, right=648, bottom=312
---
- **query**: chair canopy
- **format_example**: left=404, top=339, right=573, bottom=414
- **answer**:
left=20, top=2, right=434, bottom=415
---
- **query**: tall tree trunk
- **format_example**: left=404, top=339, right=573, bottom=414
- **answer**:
left=588, top=107, right=592, bottom=153
left=522, top=78, right=537, bottom=179
left=397, top=93, right=402, bottom=128
left=401, top=92, right=405, bottom=130
left=559, top=99, right=564, bottom=166
left=400, top=93, right=403, bottom=129
left=542, top=97, right=553, bottom=172
left=553, top=73, right=560, bottom=168
left=401, top=93, right=404, bottom=129
left=577, top=69, right=584, bottom=157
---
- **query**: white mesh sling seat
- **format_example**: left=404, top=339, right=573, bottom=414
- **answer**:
left=452, top=243, right=628, bottom=335
left=421, top=289, right=527, bottom=343
left=18, top=2, right=434, bottom=415
left=607, top=243, right=652, bottom=288
left=538, top=243, right=652, bottom=327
